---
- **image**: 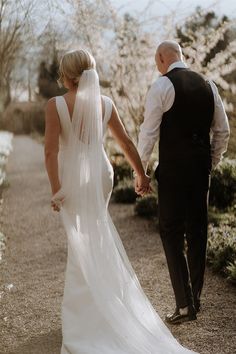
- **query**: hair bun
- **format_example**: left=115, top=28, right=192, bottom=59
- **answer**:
left=58, top=49, right=96, bottom=87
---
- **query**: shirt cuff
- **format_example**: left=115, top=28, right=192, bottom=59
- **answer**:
left=141, top=160, right=148, bottom=173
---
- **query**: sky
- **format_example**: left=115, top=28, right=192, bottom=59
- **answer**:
left=112, top=0, right=236, bottom=19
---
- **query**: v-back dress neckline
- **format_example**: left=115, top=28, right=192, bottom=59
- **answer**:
left=61, top=96, right=76, bottom=124
left=61, top=95, right=106, bottom=125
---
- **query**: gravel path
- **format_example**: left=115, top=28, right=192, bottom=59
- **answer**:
left=0, top=135, right=235, bottom=354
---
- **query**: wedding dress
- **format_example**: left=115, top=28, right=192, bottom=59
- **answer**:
left=52, top=69, right=198, bottom=354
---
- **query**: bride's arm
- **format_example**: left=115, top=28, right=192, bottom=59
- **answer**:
left=44, top=98, right=61, bottom=196
left=108, top=103, right=150, bottom=195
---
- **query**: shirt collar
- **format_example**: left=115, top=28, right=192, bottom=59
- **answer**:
left=167, top=61, right=188, bottom=73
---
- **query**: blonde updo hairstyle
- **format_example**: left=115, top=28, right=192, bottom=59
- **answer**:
left=58, top=49, right=96, bottom=87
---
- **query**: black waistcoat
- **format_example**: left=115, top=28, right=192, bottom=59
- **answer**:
left=159, top=68, right=214, bottom=165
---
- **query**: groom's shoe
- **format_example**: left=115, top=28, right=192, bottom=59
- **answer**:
left=165, top=305, right=197, bottom=325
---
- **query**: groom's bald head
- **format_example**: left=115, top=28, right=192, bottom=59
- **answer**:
left=155, top=40, right=183, bottom=74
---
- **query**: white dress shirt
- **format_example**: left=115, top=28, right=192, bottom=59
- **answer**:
left=137, top=61, right=230, bottom=170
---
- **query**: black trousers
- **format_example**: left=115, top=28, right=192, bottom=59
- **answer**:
left=155, top=158, right=210, bottom=308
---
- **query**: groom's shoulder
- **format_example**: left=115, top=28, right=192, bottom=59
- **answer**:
left=148, top=76, right=173, bottom=97
left=155, top=75, right=171, bottom=85
left=151, top=75, right=170, bottom=88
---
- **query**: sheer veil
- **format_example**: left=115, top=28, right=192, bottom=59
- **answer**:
left=52, top=68, right=196, bottom=353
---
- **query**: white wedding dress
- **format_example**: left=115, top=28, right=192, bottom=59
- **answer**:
left=53, top=69, right=198, bottom=354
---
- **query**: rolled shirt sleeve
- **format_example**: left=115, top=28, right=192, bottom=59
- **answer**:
left=209, top=81, right=230, bottom=168
left=137, top=77, right=174, bottom=170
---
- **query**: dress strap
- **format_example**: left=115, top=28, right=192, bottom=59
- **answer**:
left=55, top=96, right=71, bottom=128
left=102, top=96, right=113, bottom=125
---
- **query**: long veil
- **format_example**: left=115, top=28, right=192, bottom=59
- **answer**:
left=52, top=69, right=196, bottom=354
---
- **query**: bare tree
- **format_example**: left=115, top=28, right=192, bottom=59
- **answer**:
left=0, top=0, right=32, bottom=114
left=62, top=0, right=113, bottom=74
left=176, top=8, right=236, bottom=111
left=105, top=13, right=156, bottom=142
left=62, top=0, right=159, bottom=141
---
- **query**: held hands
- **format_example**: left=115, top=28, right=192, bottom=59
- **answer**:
left=134, top=173, right=152, bottom=196
left=51, top=188, right=65, bottom=212
left=50, top=173, right=152, bottom=212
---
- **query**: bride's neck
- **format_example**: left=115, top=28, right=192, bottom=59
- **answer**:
left=68, top=87, right=78, bottom=94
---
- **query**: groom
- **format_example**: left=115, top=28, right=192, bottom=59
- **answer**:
left=136, top=40, right=230, bottom=324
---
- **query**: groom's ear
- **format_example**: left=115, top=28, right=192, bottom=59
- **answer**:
left=159, top=52, right=164, bottom=63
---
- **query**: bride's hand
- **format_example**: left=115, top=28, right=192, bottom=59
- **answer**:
left=51, top=188, right=65, bottom=212
left=135, top=174, right=152, bottom=196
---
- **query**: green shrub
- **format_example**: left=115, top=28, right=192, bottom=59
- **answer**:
left=227, top=260, right=236, bottom=284
left=208, top=207, right=236, bottom=227
left=208, top=208, right=222, bottom=226
left=1, top=101, right=46, bottom=135
left=112, top=179, right=137, bottom=203
left=209, top=159, right=236, bottom=210
left=207, top=223, right=236, bottom=282
left=32, top=108, right=45, bottom=135
left=112, top=160, right=132, bottom=187
left=134, top=194, right=158, bottom=218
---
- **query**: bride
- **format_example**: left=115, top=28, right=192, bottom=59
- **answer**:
left=44, top=49, right=197, bottom=354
